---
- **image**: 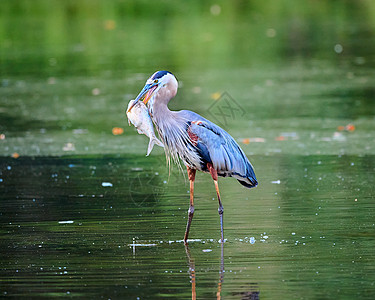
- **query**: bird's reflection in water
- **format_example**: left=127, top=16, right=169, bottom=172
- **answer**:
left=184, top=244, right=197, bottom=300
left=232, top=283, right=260, bottom=300
left=184, top=242, right=225, bottom=300
left=236, top=287, right=260, bottom=300
left=217, top=242, right=224, bottom=300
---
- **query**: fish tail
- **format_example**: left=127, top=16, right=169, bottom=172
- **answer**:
left=146, top=139, right=155, bottom=156
left=146, top=137, right=164, bottom=156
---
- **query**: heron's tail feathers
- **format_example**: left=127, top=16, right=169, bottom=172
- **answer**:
left=146, top=136, right=164, bottom=156
left=237, top=176, right=258, bottom=189
left=234, top=161, right=258, bottom=189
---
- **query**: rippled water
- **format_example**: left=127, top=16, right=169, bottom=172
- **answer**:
left=1, top=154, right=374, bottom=299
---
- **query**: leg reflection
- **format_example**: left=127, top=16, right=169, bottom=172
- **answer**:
left=217, top=241, right=224, bottom=300
left=185, top=244, right=196, bottom=300
left=185, top=242, right=225, bottom=300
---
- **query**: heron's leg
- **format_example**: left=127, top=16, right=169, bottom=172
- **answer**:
left=207, top=163, right=224, bottom=243
left=184, top=167, right=196, bottom=244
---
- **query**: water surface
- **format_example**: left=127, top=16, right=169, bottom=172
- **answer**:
left=1, top=154, right=374, bottom=298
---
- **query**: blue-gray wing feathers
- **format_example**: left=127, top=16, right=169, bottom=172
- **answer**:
left=189, top=119, right=258, bottom=188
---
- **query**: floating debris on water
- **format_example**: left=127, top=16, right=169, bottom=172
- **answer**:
left=129, top=243, right=157, bottom=247
left=275, top=135, right=286, bottom=141
left=211, top=92, right=221, bottom=100
left=241, top=137, right=265, bottom=144
left=58, top=220, right=74, bottom=224
left=332, top=132, right=346, bottom=142
left=104, top=20, right=116, bottom=30
left=63, top=143, right=75, bottom=151
left=131, top=167, right=143, bottom=171
left=334, top=43, right=343, bottom=54
left=338, top=123, right=355, bottom=132
left=47, top=77, right=56, bottom=84
left=92, top=88, right=100, bottom=96
left=102, top=182, right=113, bottom=187
left=126, top=236, right=268, bottom=248
left=192, top=86, right=201, bottom=94
left=73, top=129, right=88, bottom=134
left=184, top=239, right=202, bottom=243
left=275, top=132, right=299, bottom=141
left=112, top=127, right=124, bottom=135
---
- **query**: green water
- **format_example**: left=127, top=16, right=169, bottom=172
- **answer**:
left=1, top=1, right=375, bottom=299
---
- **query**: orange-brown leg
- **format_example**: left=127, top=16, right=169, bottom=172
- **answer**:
left=207, top=163, right=224, bottom=243
left=184, top=167, right=196, bottom=244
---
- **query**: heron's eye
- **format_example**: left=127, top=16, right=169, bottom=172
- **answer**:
left=154, top=79, right=158, bottom=84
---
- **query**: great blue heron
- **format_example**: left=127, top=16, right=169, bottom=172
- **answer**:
left=128, top=71, right=258, bottom=243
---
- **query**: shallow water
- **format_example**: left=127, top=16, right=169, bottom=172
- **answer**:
left=1, top=1, right=375, bottom=299
left=1, top=154, right=374, bottom=299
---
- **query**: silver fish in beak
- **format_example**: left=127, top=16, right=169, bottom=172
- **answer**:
left=126, top=99, right=164, bottom=156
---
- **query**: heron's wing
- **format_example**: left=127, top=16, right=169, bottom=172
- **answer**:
left=189, top=120, right=257, bottom=188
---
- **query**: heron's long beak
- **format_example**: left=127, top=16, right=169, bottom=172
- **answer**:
left=127, top=82, right=158, bottom=112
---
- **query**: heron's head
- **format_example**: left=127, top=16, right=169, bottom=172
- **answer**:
left=127, top=71, right=178, bottom=112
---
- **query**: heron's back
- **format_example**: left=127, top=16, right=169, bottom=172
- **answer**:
left=177, top=110, right=258, bottom=188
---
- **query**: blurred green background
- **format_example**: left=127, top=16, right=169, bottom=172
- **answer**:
left=1, top=0, right=374, bottom=156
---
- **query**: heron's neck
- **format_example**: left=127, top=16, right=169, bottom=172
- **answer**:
left=150, top=100, right=172, bottom=125
left=148, top=91, right=202, bottom=169
left=149, top=89, right=176, bottom=129
left=149, top=95, right=186, bottom=146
